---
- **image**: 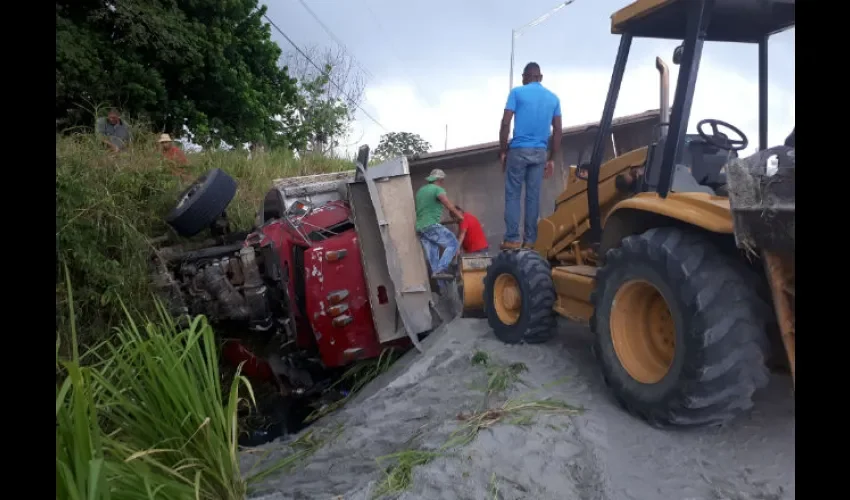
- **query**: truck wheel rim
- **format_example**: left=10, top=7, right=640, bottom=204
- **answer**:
left=610, top=279, right=676, bottom=384
left=494, top=274, right=521, bottom=325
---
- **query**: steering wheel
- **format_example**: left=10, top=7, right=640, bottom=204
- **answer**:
left=696, top=119, right=749, bottom=152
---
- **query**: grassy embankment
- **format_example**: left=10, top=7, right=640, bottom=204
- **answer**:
left=56, top=131, right=353, bottom=499
left=56, top=131, right=352, bottom=352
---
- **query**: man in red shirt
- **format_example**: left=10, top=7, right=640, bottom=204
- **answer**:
left=158, top=133, right=188, bottom=166
left=456, top=207, right=489, bottom=255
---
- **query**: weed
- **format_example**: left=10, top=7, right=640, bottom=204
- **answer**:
left=245, top=425, right=344, bottom=486
left=471, top=350, right=491, bottom=366
left=372, top=450, right=443, bottom=499
left=443, top=353, right=582, bottom=449
left=305, top=348, right=400, bottom=423
left=485, top=362, right=528, bottom=396
left=489, top=472, right=502, bottom=500
left=56, top=274, right=253, bottom=499
left=367, top=354, right=581, bottom=497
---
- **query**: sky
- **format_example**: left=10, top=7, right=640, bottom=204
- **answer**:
left=265, top=0, right=795, bottom=157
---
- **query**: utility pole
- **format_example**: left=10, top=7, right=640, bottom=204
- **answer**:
left=509, top=1, right=576, bottom=91
left=444, top=124, right=448, bottom=151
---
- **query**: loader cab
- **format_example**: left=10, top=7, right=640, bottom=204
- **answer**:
left=584, top=0, right=795, bottom=242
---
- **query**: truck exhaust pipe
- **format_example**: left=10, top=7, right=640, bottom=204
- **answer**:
left=656, top=56, right=670, bottom=138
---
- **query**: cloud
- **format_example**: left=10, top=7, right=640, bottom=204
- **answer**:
left=350, top=52, right=794, bottom=157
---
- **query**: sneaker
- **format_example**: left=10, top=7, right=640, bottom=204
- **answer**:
left=432, top=272, right=455, bottom=280
left=500, top=241, right=522, bottom=250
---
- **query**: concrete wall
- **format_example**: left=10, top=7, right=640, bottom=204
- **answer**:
left=408, top=112, right=659, bottom=251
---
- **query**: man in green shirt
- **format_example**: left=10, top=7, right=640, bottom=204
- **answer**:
left=415, top=168, right=464, bottom=280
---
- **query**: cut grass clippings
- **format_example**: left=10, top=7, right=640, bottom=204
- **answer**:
left=372, top=450, right=443, bottom=499
left=489, top=472, right=502, bottom=500
left=370, top=351, right=583, bottom=499
left=305, top=348, right=400, bottom=423
left=444, top=396, right=583, bottom=449
left=245, top=424, right=344, bottom=488
left=445, top=352, right=583, bottom=449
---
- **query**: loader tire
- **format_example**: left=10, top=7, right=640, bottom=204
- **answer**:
left=591, top=227, right=770, bottom=428
left=484, top=250, right=556, bottom=344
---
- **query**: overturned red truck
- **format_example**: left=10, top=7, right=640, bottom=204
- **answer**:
left=151, top=147, right=458, bottom=396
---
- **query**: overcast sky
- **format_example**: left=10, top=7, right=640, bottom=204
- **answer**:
left=265, top=0, right=795, bottom=156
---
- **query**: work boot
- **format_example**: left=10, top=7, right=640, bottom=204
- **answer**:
left=500, top=241, right=522, bottom=250
left=522, top=242, right=535, bottom=249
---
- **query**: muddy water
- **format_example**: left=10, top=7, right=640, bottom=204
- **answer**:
left=243, top=318, right=795, bottom=500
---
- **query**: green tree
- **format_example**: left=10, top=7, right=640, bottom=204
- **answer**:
left=373, top=132, right=432, bottom=162
left=56, top=0, right=300, bottom=148
left=283, top=46, right=366, bottom=156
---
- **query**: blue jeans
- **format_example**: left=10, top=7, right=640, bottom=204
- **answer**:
left=504, top=147, right=547, bottom=244
left=419, top=224, right=459, bottom=274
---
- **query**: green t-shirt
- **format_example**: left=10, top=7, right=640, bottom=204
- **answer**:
left=414, top=183, right=446, bottom=232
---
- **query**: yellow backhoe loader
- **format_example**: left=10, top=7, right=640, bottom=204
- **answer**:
left=467, top=0, right=795, bottom=427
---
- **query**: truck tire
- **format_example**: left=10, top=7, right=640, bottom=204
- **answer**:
left=166, top=168, right=237, bottom=237
left=484, top=250, right=556, bottom=344
left=591, top=227, right=771, bottom=428
left=260, top=188, right=286, bottom=224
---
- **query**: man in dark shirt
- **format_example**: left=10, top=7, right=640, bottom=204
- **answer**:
left=96, top=108, right=132, bottom=152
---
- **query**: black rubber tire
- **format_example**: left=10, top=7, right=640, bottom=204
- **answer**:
left=591, top=227, right=771, bottom=428
left=166, top=168, right=237, bottom=237
left=483, top=250, right=556, bottom=344
left=261, top=188, right=286, bottom=223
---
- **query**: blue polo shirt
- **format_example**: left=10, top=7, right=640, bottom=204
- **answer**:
left=505, top=82, right=561, bottom=149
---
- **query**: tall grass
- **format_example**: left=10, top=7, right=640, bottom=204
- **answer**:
left=56, top=274, right=256, bottom=499
left=56, top=131, right=352, bottom=354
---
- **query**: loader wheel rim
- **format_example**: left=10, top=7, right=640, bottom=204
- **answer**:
left=610, top=279, right=676, bottom=384
left=494, top=273, right=521, bottom=325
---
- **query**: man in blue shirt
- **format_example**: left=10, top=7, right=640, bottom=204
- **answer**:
left=498, top=62, right=562, bottom=250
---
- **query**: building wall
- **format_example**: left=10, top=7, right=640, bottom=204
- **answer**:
left=408, top=117, right=658, bottom=251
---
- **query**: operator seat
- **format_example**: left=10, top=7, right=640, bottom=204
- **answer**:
left=682, top=135, right=737, bottom=189
left=641, top=135, right=716, bottom=195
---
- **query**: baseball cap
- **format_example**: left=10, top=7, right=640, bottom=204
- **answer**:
left=426, top=168, right=446, bottom=182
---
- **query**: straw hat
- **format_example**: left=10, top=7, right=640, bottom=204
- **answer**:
left=157, top=133, right=173, bottom=143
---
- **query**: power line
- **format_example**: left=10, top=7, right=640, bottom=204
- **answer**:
left=294, top=0, right=374, bottom=80
left=263, top=13, right=388, bottom=133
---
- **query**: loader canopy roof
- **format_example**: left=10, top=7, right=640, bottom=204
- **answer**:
left=611, top=0, right=795, bottom=43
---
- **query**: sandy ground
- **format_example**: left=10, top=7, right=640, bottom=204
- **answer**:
left=243, top=318, right=795, bottom=500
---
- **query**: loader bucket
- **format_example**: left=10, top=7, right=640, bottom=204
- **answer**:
left=726, top=144, right=795, bottom=385
left=459, top=255, right=491, bottom=318
left=725, top=145, right=795, bottom=254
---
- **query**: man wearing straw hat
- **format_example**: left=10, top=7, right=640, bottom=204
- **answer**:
left=158, top=133, right=188, bottom=166
left=415, top=168, right=464, bottom=280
